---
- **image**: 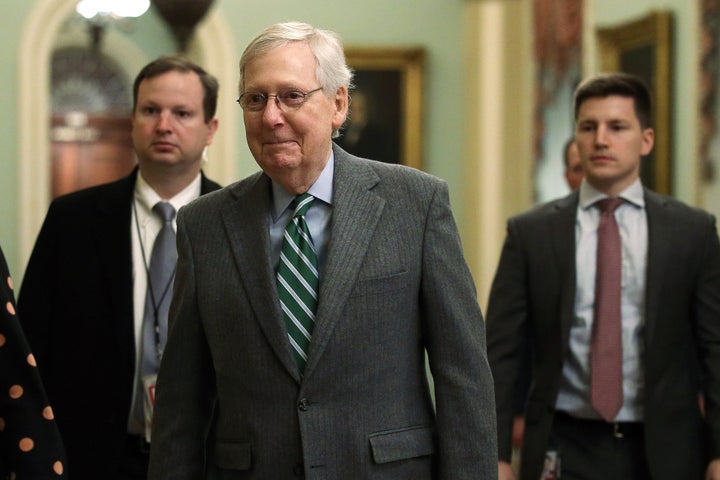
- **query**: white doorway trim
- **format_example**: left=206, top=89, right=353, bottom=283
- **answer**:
left=18, top=0, right=237, bottom=268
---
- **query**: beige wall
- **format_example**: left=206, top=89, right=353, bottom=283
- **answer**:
left=0, top=0, right=712, bottom=312
left=463, top=0, right=534, bottom=307
left=1, top=0, right=472, bottom=283
left=465, top=0, right=710, bottom=307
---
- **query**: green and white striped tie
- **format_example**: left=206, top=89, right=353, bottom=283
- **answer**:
left=277, top=193, right=318, bottom=372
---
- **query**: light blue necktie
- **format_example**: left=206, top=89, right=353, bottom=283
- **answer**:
left=141, top=201, right=177, bottom=377
left=130, top=201, right=176, bottom=432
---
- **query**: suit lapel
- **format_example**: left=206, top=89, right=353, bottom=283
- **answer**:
left=303, top=147, right=383, bottom=378
left=79, top=170, right=219, bottom=372
left=643, top=189, right=670, bottom=347
left=220, top=174, right=301, bottom=379
left=100, top=170, right=219, bottom=366
left=221, top=150, right=385, bottom=381
left=93, top=171, right=137, bottom=364
left=550, top=192, right=580, bottom=346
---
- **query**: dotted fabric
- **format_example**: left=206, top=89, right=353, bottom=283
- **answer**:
left=0, top=246, right=65, bottom=479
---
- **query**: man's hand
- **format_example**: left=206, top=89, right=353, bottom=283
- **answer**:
left=706, top=458, right=720, bottom=480
left=498, top=460, right=516, bottom=480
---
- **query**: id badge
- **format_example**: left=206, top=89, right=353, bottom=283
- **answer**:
left=142, top=373, right=158, bottom=443
left=541, top=450, right=561, bottom=479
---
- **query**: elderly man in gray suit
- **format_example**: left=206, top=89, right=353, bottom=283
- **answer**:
left=147, top=21, right=497, bottom=480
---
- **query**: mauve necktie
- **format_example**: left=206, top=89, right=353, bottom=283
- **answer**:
left=591, top=197, right=624, bottom=422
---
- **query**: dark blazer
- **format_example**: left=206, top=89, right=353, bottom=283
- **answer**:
left=17, top=168, right=220, bottom=480
left=486, top=188, right=720, bottom=480
left=0, top=244, right=66, bottom=479
left=147, top=144, right=498, bottom=479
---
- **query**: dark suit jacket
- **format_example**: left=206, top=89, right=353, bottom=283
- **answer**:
left=0, top=244, right=66, bottom=479
left=17, top=168, right=220, bottom=480
left=147, top=144, right=498, bottom=479
left=486, top=188, right=720, bottom=480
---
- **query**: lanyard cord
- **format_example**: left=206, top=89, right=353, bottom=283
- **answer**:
left=133, top=199, right=176, bottom=360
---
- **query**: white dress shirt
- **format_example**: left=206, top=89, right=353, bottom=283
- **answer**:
left=555, top=179, right=648, bottom=421
left=270, top=153, right=334, bottom=277
left=127, top=172, right=202, bottom=434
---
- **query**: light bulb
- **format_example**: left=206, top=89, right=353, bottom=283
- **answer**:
left=76, top=0, right=150, bottom=19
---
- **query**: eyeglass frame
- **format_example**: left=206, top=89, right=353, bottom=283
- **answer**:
left=236, top=86, right=324, bottom=112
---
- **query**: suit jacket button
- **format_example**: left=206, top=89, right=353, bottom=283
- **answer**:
left=298, top=398, right=309, bottom=411
left=293, top=463, right=305, bottom=476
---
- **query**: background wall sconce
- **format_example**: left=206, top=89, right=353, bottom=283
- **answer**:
left=75, top=0, right=151, bottom=49
left=151, top=0, right=215, bottom=52
left=76, top=0, right=151, bottom=19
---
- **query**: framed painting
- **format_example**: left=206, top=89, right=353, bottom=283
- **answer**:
left=597, top=10, right=673, bottom=194
left=336, top=47, right=425, bottom=169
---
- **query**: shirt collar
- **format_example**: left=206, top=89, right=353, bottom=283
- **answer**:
left=271, top=151, right=334, bottom=221
left=134, top=170, right=203, bottom=214
left=579, top=178, right=644, bottom=211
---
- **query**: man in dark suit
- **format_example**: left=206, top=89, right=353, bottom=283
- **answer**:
left=18, top=56, right=221, bottom=480
left=487, top=72, right=720, bottom=480
left=148, top=21, right=497, bottom=479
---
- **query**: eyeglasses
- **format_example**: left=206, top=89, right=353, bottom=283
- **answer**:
left=237, top=87, right=323, bottom=112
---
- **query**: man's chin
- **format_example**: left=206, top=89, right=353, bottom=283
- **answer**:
left=261, top=142, right=300, bottom=157
left=138, top=155, right=185, bottom=170
left=259, top=153, right=300, bottom=169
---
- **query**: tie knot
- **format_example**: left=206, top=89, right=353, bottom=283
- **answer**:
left=292, top=193, right=314, bottom=218
left=153, top=201, right=176, bottom=223
left=596, top=197, right=623, bottom=214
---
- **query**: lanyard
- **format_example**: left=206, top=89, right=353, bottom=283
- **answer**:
left=133, top=199, right=176, bottom=360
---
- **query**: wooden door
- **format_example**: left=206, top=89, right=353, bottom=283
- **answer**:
left=50, top=113, right=136, bottom=198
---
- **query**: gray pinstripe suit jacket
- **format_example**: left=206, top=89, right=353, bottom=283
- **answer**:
left=148, top=144, right=498, bottom=479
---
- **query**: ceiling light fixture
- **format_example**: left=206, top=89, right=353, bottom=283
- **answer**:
left=76, top=0, right=151, bottom=20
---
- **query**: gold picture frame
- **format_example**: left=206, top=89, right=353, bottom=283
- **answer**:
left=597, top=11, right=673, bottom=195
left=337, top=47, right=425, bottom=169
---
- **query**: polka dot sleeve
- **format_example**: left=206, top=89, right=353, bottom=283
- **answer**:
left=0, top=245, right=66, bottom=478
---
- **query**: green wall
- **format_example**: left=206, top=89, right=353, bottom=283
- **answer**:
left=1, top=0, right=706, bottom=280
left=0, top=0, right=467, bottom=277
left=591, top=0, right=700, bottom=205
left=0, top=2, right=29, bottom=277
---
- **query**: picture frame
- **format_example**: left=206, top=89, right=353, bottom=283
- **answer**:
left=597, top=11, right=673, bottom=195
left=337, top=47, right=425, bottom=169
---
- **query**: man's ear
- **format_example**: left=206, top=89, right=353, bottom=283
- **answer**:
left=331, top=86, right=349, bottom=131
left=641, top=127, right=654, bottom=157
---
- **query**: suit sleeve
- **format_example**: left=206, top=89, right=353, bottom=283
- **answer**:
left=17, top=203, right=61, bottom=372
left=485, top=218, right=530, bottom=462
left=693, top=215, right=720, bottom=459
left=420, top=180, right=498, bottom=479
left=147, top=210, right=216, bottom=479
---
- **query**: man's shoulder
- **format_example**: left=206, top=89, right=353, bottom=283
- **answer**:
left=48, top=172, right=135, bottom=214
left=508, top=192, right=578, bottom=226
left=183, top=170, right=265, bottom=213
left=336, top=154, right=446, bottom=203
left=333, top=142, right=442, bottom=187
left=645, top=189, right=716, bottom=223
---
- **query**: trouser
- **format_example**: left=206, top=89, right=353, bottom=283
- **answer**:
left=118, top=434, right=150, bottom=480
left=548, top=411, right=650, bottom=480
